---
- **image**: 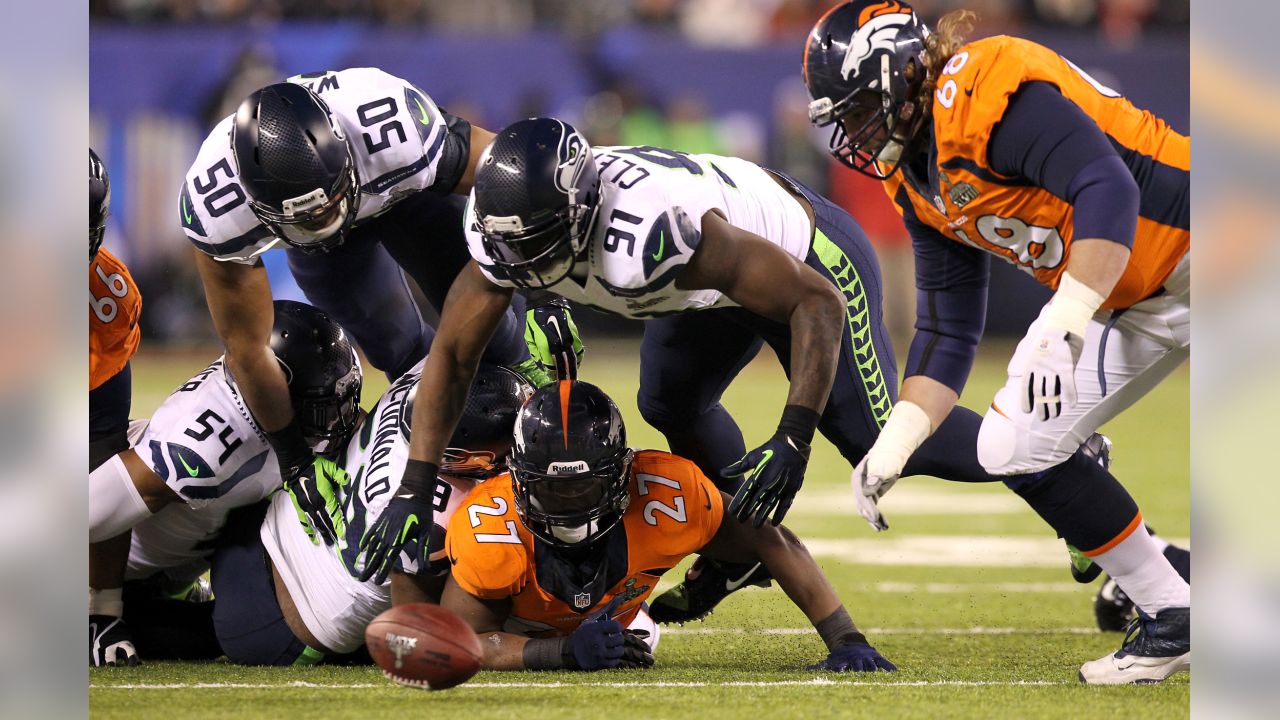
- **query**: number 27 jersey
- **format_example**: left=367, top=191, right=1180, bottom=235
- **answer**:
left=180, top=67, right=455, bottom=263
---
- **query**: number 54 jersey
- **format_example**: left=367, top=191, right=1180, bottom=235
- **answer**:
left=180, top=67, right=459, bottom=263
left=465, top=146, right=813, bottom=318
left=446, top=450, right=724, bottom=637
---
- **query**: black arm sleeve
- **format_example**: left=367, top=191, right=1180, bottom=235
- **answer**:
left=987, top=81, right=1139, bottom=247
left=427, top=109, right=473, bottom=194
left=898, top=187, right=990, bottom=395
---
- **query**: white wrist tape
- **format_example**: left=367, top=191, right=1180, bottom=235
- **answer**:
left=90, top=454, right=151, bottom=544
left=1042, top=272, right=1105, bottom=339
left=868, top=400, right=932, bottom=478
left=89, top=587, right=124, bottom=618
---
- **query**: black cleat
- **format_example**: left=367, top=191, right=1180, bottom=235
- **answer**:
left=1094, top=575, right=1137, bottom=632
left=649, top=558, right=772, bottom=624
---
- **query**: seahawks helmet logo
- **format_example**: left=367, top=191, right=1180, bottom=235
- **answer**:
left=553, top=127, right=589, bottom=196
left=841, top=10, right=915, bottom=81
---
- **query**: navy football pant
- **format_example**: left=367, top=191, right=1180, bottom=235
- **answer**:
left=638, top=177, right=1006, bottom=491
left=287, top=192, right=528, bottom=381
left=90, top=362, right=132, bottom=470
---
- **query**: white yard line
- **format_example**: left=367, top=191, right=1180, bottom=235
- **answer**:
left=790, top=486, right=1028, bottom=516
left=662, top=626, right=1097, bottom=636
left=92, top=679, right=1072, bottom=690
left=803, top=535, right=1189, bottom=567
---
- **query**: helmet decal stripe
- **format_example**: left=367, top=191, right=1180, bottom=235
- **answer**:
left=559, top=379, right=572, bottom=450
left=803, top=2, right=845, bottom=87
left=859, top=0, right=910, bottom=26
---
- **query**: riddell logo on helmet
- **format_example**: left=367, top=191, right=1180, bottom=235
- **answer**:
left=841, top=9, right=914, bottom=81
left=548, top=460, right=589, bottom=475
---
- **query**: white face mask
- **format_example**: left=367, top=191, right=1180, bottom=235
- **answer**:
left=550, top=519, right=598, bottom=545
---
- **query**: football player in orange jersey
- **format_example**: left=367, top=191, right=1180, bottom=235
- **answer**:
left=89, top=148, right=146, bottom=666
left=442, top=380, right=895, bottom=673
left=803, top=2, right=1189, bottom=684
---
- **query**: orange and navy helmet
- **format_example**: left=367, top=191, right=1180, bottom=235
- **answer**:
left=509, top=380, right=632, bottom=548
left=803, top=1, right=930, bottom=178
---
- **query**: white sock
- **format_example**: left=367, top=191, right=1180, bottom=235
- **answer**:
left=1147, top=531, right=1170, bottom=554
left=1088, top=520, right=1189, bottom=614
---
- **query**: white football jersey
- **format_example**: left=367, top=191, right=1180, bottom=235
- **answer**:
left=180, top=67, right=455, bottom=263
left=466, top=146, right=813, bottom=317
left=126, top=360, right=280, bottom=582
left=260, top=357, right=476, bottom=654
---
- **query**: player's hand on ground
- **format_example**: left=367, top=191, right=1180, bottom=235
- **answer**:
left=357, top=490, right=433, bottom=584
left=808, top=641, right=897, bottom=673
left=524, top=297, right=585, bottom=382
left=569, top=597, right=626, bottom=670
left=90, top=615, right=140, bottom=667
left=851, top=453, right=898, bottom=532
left=284, top=455, right=349, bottom=547
left=618, top=629, right=655, bottom=669
left=1020, top=330, right=1084, bottom=421
left=725, top=433, right=811, bottom=527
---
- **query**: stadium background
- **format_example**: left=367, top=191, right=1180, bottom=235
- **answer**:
left=90, top=0, right=1189, bottom=354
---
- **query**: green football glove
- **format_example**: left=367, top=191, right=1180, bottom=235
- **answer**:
left=284, top=455, right=349, bottom=547
left=523, top=298, right=585, bottom=383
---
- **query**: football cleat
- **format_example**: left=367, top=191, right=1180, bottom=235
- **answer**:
left=1094, top=575, right=1136, bottom=632
left=1078, top=607, right=1189, bottom=684
left=648, top=558, right=772, bottom=624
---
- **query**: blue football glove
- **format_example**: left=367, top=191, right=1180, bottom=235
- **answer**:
left=524, top=297, right=585, bottom=382
left=808, top=642, right=897, bottom=672
left=725, top=432, right=811, bottom=528
left=569, top=596, right=626, bottom=671
left=283, top=455, right=349, bottom=547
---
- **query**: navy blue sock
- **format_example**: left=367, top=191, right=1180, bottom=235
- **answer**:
left=1162, top=544, right=1191, bottom=583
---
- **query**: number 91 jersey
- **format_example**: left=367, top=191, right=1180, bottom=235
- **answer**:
left=180, top=67, right=455, bottom=263
left=466, top=146, right=812, bottom=318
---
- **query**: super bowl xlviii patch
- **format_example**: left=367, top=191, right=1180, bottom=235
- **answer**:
left=949, top=182, right=981, bottom=209
left=573, top=592, right=592, bottom=609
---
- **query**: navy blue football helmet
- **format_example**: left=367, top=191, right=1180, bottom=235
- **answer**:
left=471, top=118, right=601, bottom=289
left=232, top=83, right=360, bottom=253
left=803, top=1, right=930, bottom=178
left=509, top=380, right=632, bottom=548
left=270, top=300, right=363, bottom=447
left=90, top=148, right=110, bottom=260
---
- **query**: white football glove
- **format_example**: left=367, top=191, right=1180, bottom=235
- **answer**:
left=1020, top=330, right=1084, bottom=421
left=852, top=454, right=898, bottom=532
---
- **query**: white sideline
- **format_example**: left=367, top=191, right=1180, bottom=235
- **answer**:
left=92, top=679, right=1072, bottom=690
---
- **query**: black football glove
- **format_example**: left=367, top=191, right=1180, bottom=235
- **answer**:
left=725, top=432, right=811, bottom=528
left=807, top=641, right=897, bottom=672
left=90, top=615, right=140, bottom=667
left=356, top=460, right=436, bottom=584
left=568, top=596, right=626, bottom=671
left=618, top=629, right=655, bottom=669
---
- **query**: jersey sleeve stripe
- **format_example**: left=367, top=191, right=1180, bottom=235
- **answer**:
left=938, top=156, right=1034, bottom=188
left=188, top=226, right=274, bottom=257
left=1106, top=137, right=1190, bottom=231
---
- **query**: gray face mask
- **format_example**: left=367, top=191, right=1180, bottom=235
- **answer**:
left=549, top=521, right=597, bottom=545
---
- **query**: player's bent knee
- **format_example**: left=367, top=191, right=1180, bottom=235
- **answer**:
left=976, top=409, right=1022, bottom=476
left=636, top=390, right=685, bottom=433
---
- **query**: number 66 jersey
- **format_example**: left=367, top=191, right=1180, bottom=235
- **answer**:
left=180, top=67, right=462, bottom=263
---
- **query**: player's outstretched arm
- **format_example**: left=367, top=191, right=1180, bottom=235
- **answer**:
left=439, top=575, right=529, bottom=670
left=358, top=263, right=514, bottom=583
left=678, top=210, right=846, bottom=528
left=700, top=495, right=896, bottom=672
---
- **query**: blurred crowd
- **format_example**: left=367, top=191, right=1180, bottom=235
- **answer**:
left=93, top=0, right=1188, bottom=46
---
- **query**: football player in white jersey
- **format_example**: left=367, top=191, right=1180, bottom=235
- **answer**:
left=179, top=68, right=546, bottom=554
left=208, top=362, right=531, bottom=665
left=88, top=301, right=360, bottom=666
left=358, top=118, right=1122, bottom=622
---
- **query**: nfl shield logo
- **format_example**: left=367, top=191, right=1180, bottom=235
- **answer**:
left=573, top=593, right=592, bottom=609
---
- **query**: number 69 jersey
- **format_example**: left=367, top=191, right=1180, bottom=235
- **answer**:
left=446, top=450, right=723, bottom=637
left=180, top=67, right=460, bottom=263
left=465, top=146, right=812, bottom=318
left=259, top=357, right=475, bottom=654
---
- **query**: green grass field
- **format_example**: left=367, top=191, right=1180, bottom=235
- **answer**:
left=90, top=341, right=1189, bottom=719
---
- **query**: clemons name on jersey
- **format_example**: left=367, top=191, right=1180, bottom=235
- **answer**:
left=465, top=146, right=813, bottom=318
left=180, top=67, right=453, bottom=263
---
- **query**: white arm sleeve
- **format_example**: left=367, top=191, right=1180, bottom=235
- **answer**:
left=89, top=454, right=152, bottom=543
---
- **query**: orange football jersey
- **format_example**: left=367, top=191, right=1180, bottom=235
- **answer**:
left=89, top=248, right=142, bottom=390
left=446, top=450, right=723, bottom=636
left=884, top=36, right=1189, bottom=309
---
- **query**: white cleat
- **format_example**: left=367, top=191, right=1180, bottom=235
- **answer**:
left=1078, top=607, right=1190, bottom=685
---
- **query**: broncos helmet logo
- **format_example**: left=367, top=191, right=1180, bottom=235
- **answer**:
left=841, top=3, right=915, bottom=81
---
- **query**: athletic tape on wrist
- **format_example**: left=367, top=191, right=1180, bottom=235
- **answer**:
left=1043, top=271, right=1105, bottom=339
left=523, top=636, right=573, bottom=670
left=870, top=400, right=931, bottom=476
left=814, top=606, right=866, bottom=651
left=89, top=587, right=125, bottom=618
left=777, top=404, right=821, bottom=447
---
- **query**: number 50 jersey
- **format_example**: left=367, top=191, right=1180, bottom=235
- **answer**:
left=465, top=146, right=813, bottom=318
left=180, top=67, right=462, bottom=263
